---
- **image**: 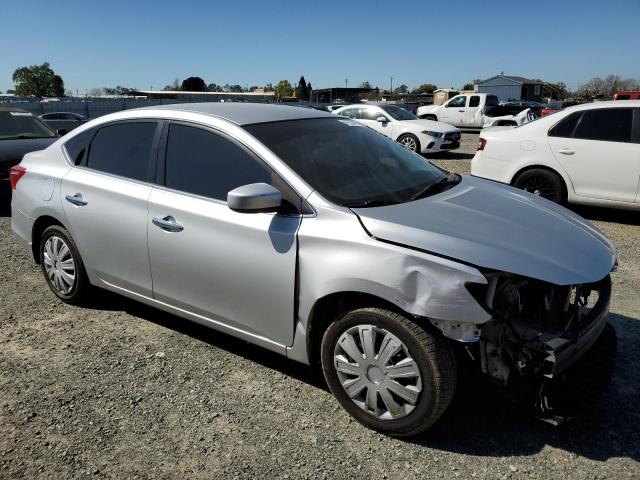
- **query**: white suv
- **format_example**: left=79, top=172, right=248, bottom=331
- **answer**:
left=471, top=101, right=640, bottom=209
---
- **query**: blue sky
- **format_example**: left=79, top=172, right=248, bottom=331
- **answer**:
left=2, top=0, right=639, bottom=93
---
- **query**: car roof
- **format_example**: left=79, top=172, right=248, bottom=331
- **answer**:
left=564, top=100, right=640, bottom=112
left=141, top=102, right=333, bottom=125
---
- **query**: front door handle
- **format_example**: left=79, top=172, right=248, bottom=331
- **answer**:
left=558, top=148, right=575, bottom=155
left=458, top=110, right=465, bottom=113
left=65, top=193, right=87, bottom=206
left=152, top=216, right=184, bottom=232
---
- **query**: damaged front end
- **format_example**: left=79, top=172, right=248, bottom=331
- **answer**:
left=435, top=273, right=617, bottom=423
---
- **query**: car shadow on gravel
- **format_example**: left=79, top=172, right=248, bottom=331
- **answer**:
left=571, top=204, right=640, bottom=226
left=86, top=290, right=327, bottom=389
left=410, top=312, right=640, bottom=462
left=0, top=188, right=11, bottom=217
left=84, top=292, right=639, bottom=462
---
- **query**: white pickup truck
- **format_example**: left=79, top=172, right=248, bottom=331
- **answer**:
left=416, top=93, right=536, bottom=128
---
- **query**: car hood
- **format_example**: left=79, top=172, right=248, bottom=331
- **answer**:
left=401, top=119, right=458, bottom=132
left=353, top=176, right=615, bottom=286
left=0, top=138, right=57, bottom=164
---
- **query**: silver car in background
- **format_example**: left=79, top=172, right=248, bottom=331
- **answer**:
left=11, top=103, right=617, bottom=436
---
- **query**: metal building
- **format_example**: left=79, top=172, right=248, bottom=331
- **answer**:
left=477, top=75, right=544, bottom=103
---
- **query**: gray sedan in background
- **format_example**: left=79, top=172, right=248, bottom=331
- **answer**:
left=10, top=103, right=616, bottom=436
left=39, top=112, right=87, bottom=133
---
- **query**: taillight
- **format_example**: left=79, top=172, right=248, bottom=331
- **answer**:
left=9, top=165, right=27, bottom=190
left=477, top=138, right=487, bottom=151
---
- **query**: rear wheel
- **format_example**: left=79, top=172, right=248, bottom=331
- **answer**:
left=513, top=168, right=565, bottom=204
left=397, top=134, right=421, bottom=153
left=40, top=225, right=90, bottom=305
left=321, top=308, right=457, bottom=437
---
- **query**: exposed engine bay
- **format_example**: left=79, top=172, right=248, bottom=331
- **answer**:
left=431, top=273, right=616, bottom=422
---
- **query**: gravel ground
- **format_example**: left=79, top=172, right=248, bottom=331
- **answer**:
left=1, top=134, right=639, bottom=479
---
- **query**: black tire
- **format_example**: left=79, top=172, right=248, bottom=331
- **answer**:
left=39, top=224, right=91, bottom=305
left=513, top=168, right=566, bottom=204
left=321, top=308, right=457, bottom=437
left=397, top=133, right=421, bottom=153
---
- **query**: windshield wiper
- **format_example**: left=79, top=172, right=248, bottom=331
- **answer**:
left=2, top=135, right=54, bottom=140
left=410, top=174, right=460, bottom=201
left=345, top=199, right=398, bottom=208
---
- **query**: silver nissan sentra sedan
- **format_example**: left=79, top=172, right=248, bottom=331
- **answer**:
left=10, top=103, right=617, bottom=436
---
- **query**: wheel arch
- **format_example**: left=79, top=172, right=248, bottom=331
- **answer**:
left=510, top=164, right=570, bottom=201
left=31, top=215, right=67, bottom=263
left=305, top=291, right=427, bottom=367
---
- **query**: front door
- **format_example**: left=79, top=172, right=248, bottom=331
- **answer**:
left=147, top=122, right=300, bottom=346
left=440, top=96, right=467, bottom=126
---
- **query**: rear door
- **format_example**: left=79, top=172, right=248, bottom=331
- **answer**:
left=147, top=122, right=301, bottom=346
left=548, top=108, right=640, bottom=202
left=61, top=120, right=161, bottom=296
left=466, top=95, right=482, bottom=127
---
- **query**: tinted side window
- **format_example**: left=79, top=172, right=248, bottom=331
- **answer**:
left=86, top=122, right=156, bottom=181
left=64, top=128, right=96, bottom=165
left=549, top=112, right=582, bottom=138
left=573, top=108, right=632, bottom=143
left=469, top=96, right=480, bottom=107
left=165, top=124, right=271, bottom=201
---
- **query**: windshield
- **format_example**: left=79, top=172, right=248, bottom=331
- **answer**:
left=380, top=105, right=417, bottom=121
left=245, top=118, right=448, bottom=207
left=0, top=111, right=56, bottom=140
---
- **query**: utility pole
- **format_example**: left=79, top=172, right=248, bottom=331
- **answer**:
left=345, top=78, right=348, bottom=89
left=390, top=76, right=393, bottom=100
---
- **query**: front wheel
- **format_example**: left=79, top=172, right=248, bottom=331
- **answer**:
left=513, top=168, right=565, bottom=204
left=397, top=134, right=421, bottom=153
left=321, top=308, right=457, bottom=437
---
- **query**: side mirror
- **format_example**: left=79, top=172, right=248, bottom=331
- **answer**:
left=56, top=128, right=68, bottom=136
left=376, top=116, right=388, bottom=123
left=227, top=183, right=282, bottom=213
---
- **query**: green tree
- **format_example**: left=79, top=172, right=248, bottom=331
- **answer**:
left=358, top=81, right=371, bottom=89
left=264, top=83, right=274, bottom=92
left=181, top=76, right=207, bottom=91
left=462, top=83, right=474, bottom=90
left=274, top=80, right=294, bottom=100
left=394, top=84, right=408, bottom=95
left=12, top=62, right=65, bottom=97
left=412, top=83, right=437, bottom=94
left=295, top=76, right=309, bottom=100
left=207, top=83, right=223, bottom=92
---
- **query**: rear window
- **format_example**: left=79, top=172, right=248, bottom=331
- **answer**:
left=485, top=95, right=499, bottom=107
left=469, top=96, right=480, bottom=107
left=86, top=122, right=157, bottom=181
left=573, top=108, right=633, bottom=143
left=549, top=112, right=582, bottom=138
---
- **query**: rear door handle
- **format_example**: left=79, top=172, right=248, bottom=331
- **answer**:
left=65, top=193, right=87, bottom=206
left=152, top=216, right=184, bottom=232
left=458, top=110, right=465, bottom=112
left=558, top=148, right=575, bottom=155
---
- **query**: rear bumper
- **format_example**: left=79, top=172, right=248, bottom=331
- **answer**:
left=11, top=203, right=34, bottom=254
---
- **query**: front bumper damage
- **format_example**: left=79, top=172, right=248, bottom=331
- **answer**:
left=433, top=273, right=617, bottom=423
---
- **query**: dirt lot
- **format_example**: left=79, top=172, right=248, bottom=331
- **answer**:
left=1, top=133, right=639, bottom=479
